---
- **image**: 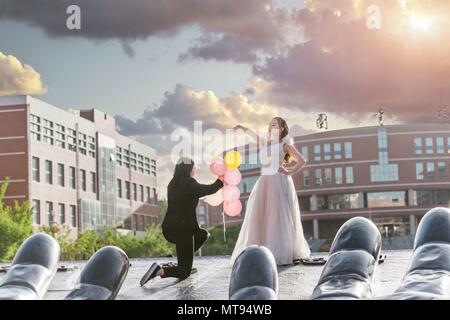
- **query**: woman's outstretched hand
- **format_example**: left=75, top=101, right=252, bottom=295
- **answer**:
left=218, top=175, right=225, bottom=182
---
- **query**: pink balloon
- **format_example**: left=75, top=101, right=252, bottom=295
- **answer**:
left=204, top=188, right=223, bottom=206
left=224, top=169, right=242, bottom=186
left=210, top=158, right=227, bottom=176
left=222, top=185, right=240, bottom=202
left=224, top=200, right=242, bottom=217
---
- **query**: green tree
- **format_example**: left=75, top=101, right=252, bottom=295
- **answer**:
left=158, top=199, right=168, bottom=223
left=0, top=178, right=33, bottom=262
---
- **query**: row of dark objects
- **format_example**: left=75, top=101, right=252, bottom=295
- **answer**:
left=230, top=207, right=450, bottom=300
left=0, top=234, right=129, bottom=300
left=0, top=206, right=449, bottom=300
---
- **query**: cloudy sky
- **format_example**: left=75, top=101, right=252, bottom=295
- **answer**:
left=1, top=0, right=450, bottom=198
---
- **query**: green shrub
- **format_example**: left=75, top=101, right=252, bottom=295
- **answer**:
left=41, top=225, right=175, bottom=261
left=0, top=178, right=33, bottom=262
left=319, top=239, right=333, bottom=252
left=201, top=223, right=241, bottom=256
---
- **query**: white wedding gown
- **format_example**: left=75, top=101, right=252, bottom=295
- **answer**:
left=231, top=135, right=311, bottom=265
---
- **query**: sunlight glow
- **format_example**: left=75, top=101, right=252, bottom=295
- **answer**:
left=409, top=14, right=433, bottom=32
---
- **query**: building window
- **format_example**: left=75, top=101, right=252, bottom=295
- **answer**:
left=414, top=138, right=422, bottom=155
left=300, top=146, right=308, bottom=161
left=125, top=181, right=130, bottom=200
left=30, top=114, right=41, bottom=141
left=315, top=169, right=322, bottom=185
left=31, top=132, right=41, bottom=142
left=302, top=170, right=309, bottom=187
left=425, top=137, right=433, bottom=154
left=335, top=167, right=343, bottom=184
left=427, top=162, right=435, bottom=178
left=133, top=183, right=137, bottom=201
left=437, top=137, right=445, bottom=154
left=58, top=203, right=65, bottom=224
left=90, top=172, right=96, bottom=193
left=43, top=119, right=54, bottom=146
left=140, top=185, right=144, bottom=202
left=370, top=164, right=399, bottom=182
left=314, top=145, right=321, bottom=161
left=45, top=160, right=52, bottom=184
left=32, top=200, right=40, bottom=224
left=448, top=137, right=450, bottom=154
left=324, top=168, right=332, bottom=184
left=32, top=157, right=40, bottom=182
left=69, top=166, right=76, bottom=189
left=152, top=188, right=157, bottom=204
left=146, top=186, right=150, bottom=202
left=344, top=142, right=352, bottom=159
left=417, top=190, right=450, bottom=206
left=324, top=144, right=331, bottom=160
left=438, top=161, right=446, bottom=178
left=345, top=167, right=354, bottom=184
left=367, top=191, right=406, bottom=208
left=80, top=169, right=86, bottom=191
left=334, top=143, right=342, bottom=160
left=298, top=196, right=311, bottom=211
left=317, top=193, right=360, bottom=210
left=57, top=163, right=64, bottom=187
left=70, top=205, right=77, bottom=227
left=370, top=127, right=398, bottom=182
left=416, top=162, right=424, bottom=180
left=117, top=179, right=122, bottom=198
left=46, top=201, right=53, bottom=225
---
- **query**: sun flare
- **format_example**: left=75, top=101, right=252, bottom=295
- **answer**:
left=409, top=14, right=433, bottom=32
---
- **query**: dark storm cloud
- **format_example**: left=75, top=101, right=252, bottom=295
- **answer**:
left=0, top=0, right=295, bottom=63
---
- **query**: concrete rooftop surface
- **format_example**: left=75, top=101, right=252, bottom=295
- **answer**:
left=0, top=250, right=413, bottom=300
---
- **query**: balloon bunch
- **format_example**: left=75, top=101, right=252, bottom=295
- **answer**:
left=206, top=151, right=243, bottom=217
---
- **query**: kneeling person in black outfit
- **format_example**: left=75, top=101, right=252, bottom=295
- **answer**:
left=140, top=157, right=223, bottom=285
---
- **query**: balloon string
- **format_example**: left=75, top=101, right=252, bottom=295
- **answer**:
left=223, top=211, right=227, bottom=243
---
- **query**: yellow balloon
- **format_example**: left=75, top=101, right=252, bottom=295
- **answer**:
left=224, top=151, right=242, bottom=169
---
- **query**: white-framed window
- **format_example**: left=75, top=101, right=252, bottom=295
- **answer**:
left=333, top=143, right=342, bottom=160
left=416, top=162, right=424, bottom=180
left=32, top=157, right=40, bottom=182
left=45, top=160, right=52, bottom=184
left=344, top=142, right=352, bottom=159
left=345, top=166, right=354, bottom=184
left=57, top=163, right=64, bottom=187
left=335, top=167, right=343, bottom=184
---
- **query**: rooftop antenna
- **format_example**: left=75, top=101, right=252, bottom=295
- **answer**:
left=316, top=113, right=328, bottom=130
left=373, top=108, right=385, bottom=126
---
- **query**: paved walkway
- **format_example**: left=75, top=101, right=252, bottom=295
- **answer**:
left=0, top=250, right=413, bottom=300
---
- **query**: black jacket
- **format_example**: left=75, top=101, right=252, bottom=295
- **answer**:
left=162, top=177, right=223, bottom=231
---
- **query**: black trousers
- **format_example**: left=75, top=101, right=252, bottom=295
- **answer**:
left=162, top=228, right=209, bottom=279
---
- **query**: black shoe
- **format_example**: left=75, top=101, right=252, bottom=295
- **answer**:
left=140, top=263, right=161, bottom=287
left=161, top=262, right=176, bottom=268
left=300, top=257, right=327, bottom=265
left=191, top=268, right=198, bottom=274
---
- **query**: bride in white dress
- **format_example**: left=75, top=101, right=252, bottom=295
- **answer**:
left=231, top=117, right=311, bottom=265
